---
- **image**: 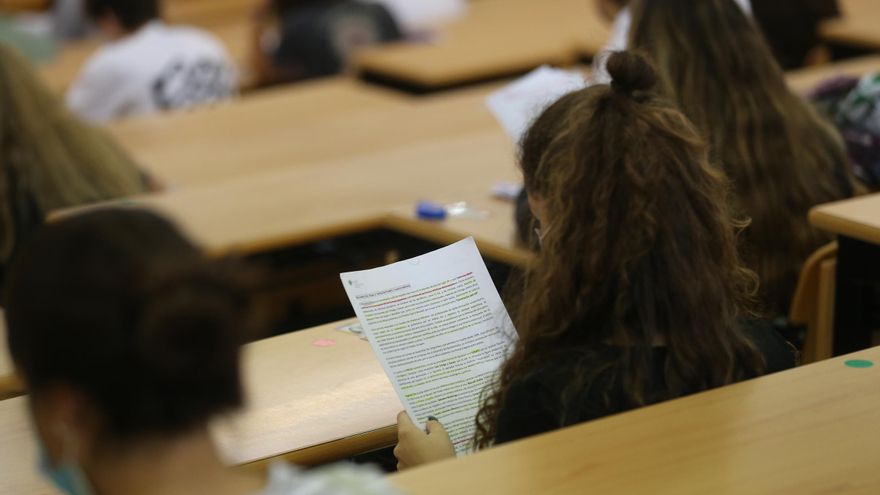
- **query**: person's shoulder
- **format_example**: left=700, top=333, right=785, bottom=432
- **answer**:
left=76, top=41, right=132, bottom=85
left=259, top=462, right=402, bottom=495
left=165, top=24, right=229, bottom=55
left=740, top=319, right=797, bottom=373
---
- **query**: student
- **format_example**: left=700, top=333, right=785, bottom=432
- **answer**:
left=4, top=208, right=401, bottom=495
left=627, top=0, right=855, bottom=317
left=394, top=52, right=796, bottom=469
left=67, top=0, right=236, bottom=123
left=0, top=45, right=149, bottom=287
left=252, top=0, right=402, bottom=86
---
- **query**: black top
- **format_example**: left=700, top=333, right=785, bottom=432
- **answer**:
left=494, top=321, right=796, bottom=444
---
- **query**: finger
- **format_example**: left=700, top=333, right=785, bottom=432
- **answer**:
left=397, top=410, right=416, bottom=430
left=425, top=416, right=446, bottom=435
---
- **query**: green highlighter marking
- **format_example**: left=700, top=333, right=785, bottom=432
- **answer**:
left=844, top=360, right=874, bottom=369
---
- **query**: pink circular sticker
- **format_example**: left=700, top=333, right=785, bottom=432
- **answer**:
left=312, top=339, right=337, bottom=348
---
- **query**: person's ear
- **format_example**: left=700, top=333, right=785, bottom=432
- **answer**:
left=527, top=194, right=549, bottom=227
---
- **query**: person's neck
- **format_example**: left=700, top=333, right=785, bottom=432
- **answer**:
left=88, top=427, right=264, bottom=495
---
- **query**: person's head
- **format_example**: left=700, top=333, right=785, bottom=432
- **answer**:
left=476, top=51, right=765, bottom=447
left=628, top=0, right=854, bottom=314
left=85, top=0, right=159, bottom=38
left=4, top=209, right=255, bottom=490
left=0, top=46, right=145, bottom=267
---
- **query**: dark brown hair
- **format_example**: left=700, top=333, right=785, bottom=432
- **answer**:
left=475, top=51, right=765, bottom=448
left=628, top=0, right=854, bottom=315
left=5, top=209, right=256, bottom=440
left=85, top=0, right=160, bottom=30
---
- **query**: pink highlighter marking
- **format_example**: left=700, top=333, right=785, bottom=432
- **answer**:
left=312, top=339, right=337, bottom=348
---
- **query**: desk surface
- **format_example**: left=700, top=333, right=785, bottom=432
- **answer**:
left=786, top=55, right=880, bottom=94
left=385, top=195, right=530, bottom=268
left=810, top=193, right=880, bottom=245
left=354, top=0, right=609, bottom=90
left=104, top=130, right=517, bottom=256
left=0, top=310, right=20, bottom=399
left=0, top=319, right=399, bottom=494
left=108, top=80, right=499, bottom=188
left=213, top=319, right=400, bottom=467
left=105, top=77, right=411, bottom=186
left=820, top=0, right=880, bottom=50
left=392, top=346, right=880, bottom=494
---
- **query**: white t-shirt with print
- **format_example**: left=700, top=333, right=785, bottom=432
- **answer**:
left=256, top=463, right=401, bottom=495
left=66, top=21, right=236, bottom=123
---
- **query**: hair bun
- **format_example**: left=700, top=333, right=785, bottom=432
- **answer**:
left=606, top=51, right=658, bottom=95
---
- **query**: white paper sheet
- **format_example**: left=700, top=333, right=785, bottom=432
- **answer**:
left=340, top=238, right=515, bottom=454
left=486, top=66, right=588, bottom=142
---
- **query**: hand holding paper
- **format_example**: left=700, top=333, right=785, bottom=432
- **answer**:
left=341, top=238, right=516, bottom=455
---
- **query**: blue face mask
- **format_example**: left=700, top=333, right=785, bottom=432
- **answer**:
left=36, top=436, right=95, bottom=495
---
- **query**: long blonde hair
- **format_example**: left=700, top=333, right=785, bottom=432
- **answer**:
left=628, top=0, right=854, bottom=315
left=0, top=45, right=146, bottom=264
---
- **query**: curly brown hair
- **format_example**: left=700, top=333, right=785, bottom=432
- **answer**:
left=474, top=51, right=766, bottom=448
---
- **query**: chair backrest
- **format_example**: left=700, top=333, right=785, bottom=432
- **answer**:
left=789, top=241, right=838, bottom=362
left=274, top=0, right=403, bottom=82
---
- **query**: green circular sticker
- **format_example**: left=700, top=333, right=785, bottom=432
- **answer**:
left=845, top=360, right=875, bottom=369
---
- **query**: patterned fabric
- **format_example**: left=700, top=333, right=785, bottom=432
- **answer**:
left=811, top=73, right=880, bottom=187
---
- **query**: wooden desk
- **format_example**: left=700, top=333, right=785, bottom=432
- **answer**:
left=0, top=310, right=22, bottom=400
left=213, top=319, right=400, bottom=467
left=164, top=0, right=260, bottom=28
left=107, top=81, right=498, bottom=188
left=820, top=0, right=880, bottom=50
left=392, top=347, right=880, bottom=494
left=810, top=194, right=880, bottom=245
left=810, top=194, right=880, bottom=355
left=787, top=55, right=880, bottom=94
left=385, top=195, right=530, bottom=268
left=0, top=319, right=399, bottom=494
left=354, top=0, right=609, bottom=91
left=97, top=130, right=517, bottom=256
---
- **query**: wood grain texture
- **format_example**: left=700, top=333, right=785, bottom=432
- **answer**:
left=810, top=193, right=880, bottom=245
left=391, top=346, right=880, bottom=495
left=106, top=80, right=495, bottom=188
left=353, top=0, right=609, bottom=89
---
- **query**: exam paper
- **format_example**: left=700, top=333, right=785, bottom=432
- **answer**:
left=486, top=66, right=588, bottom=142
left=340, top=238, right=515, bottom=454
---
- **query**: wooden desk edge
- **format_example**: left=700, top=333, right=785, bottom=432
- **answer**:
left=0, top=374, right=25, bottom=401
left=809, top=204, right=880, bottom=245
left=237, top=425, right=397, bottom=472
left=382, top=213, right=532, bottom=268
